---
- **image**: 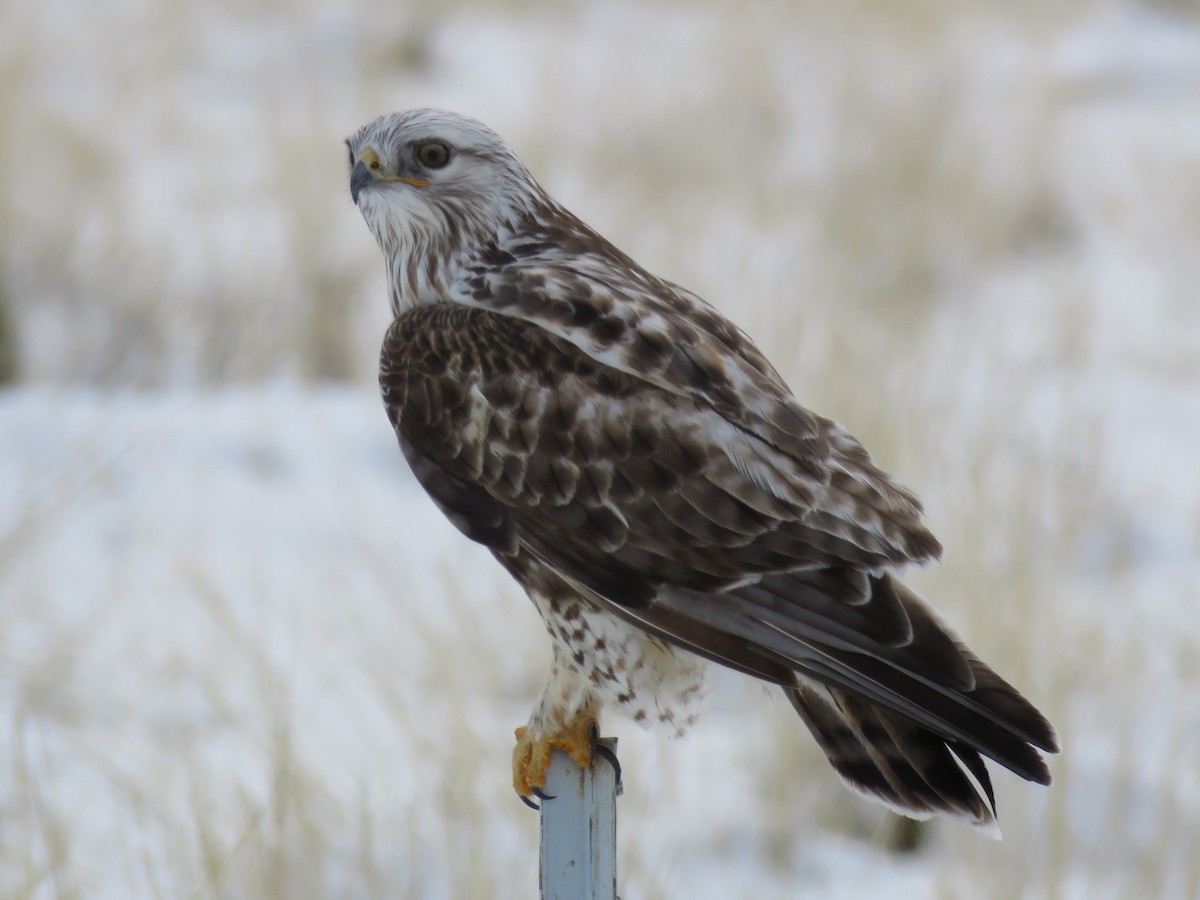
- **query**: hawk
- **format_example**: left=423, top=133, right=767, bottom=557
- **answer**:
left=346, top=109, right=1058, bottom=831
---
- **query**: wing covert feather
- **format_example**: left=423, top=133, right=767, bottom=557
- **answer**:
left=380, top=304, right=940, bottom=595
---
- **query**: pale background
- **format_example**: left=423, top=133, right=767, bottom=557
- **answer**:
left=2, top=0, right=1199, bottom=897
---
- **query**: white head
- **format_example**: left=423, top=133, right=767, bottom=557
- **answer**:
left=346, top=109, right=557, bottom=310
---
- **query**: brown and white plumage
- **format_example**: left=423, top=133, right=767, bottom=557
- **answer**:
left=348, top=109, right=1059, bottom=831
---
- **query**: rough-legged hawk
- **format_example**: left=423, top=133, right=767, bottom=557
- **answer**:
left=346, top=109, right=1058, bottom=831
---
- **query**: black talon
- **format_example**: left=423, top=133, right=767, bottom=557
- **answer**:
left=592, top=741, right=622, bottom=787
left=588, top=722, right=623, bottom=790
left=520, top=785, right=555, bottom=811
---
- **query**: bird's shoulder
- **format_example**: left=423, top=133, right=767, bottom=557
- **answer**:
left=445, top=233, right=834, bottom=460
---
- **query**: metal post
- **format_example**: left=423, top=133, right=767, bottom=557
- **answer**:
left=539, top=738, right=619, bottom=900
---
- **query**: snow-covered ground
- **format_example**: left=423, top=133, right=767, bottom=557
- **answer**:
left=0, top=388, right=975, bottom=898
left=2, top=1, right=1199, bottom=897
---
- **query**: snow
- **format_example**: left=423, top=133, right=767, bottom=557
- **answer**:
left=0, top=388, right=946, bottom=897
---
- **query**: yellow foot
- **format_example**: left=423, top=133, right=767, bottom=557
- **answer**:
left=512, top=716, right=597, bottom=798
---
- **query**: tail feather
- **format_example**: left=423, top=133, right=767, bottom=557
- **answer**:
left=797, top=646, right=1055, bottom=784
left=787, top=681, right=1002, bottom=833
left=580, top=554, right=1057, bottom=830
left=651, top=570, right=1058, bottom=830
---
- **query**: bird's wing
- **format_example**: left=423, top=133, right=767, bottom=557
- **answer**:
left=452, top=250, right=931, bottom=519
left=381, top=302, right=940, bottom=602
left=382, top=301, right=1058, bottom=802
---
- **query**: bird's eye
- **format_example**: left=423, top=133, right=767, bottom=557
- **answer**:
left=415, top=142, right=451, bottom=169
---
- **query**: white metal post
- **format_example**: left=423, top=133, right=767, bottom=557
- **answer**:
left=539, top=738, right=619, bottom=900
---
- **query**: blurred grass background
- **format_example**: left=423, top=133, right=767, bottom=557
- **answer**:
left=2, top=0, right=1199, bottom=897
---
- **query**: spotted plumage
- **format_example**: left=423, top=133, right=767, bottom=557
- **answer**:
left=348, top=108, right=1059, bottom=831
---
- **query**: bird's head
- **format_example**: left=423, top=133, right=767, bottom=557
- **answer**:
left=346, top=110, right=552, bottom=308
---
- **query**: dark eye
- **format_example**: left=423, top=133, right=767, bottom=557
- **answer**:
left=415, top=141, right=451, bottom=169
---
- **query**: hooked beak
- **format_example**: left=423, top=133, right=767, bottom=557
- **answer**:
left=350, top=152, right=432, bottom=204
left=350, top=160, right=373, bottom=204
